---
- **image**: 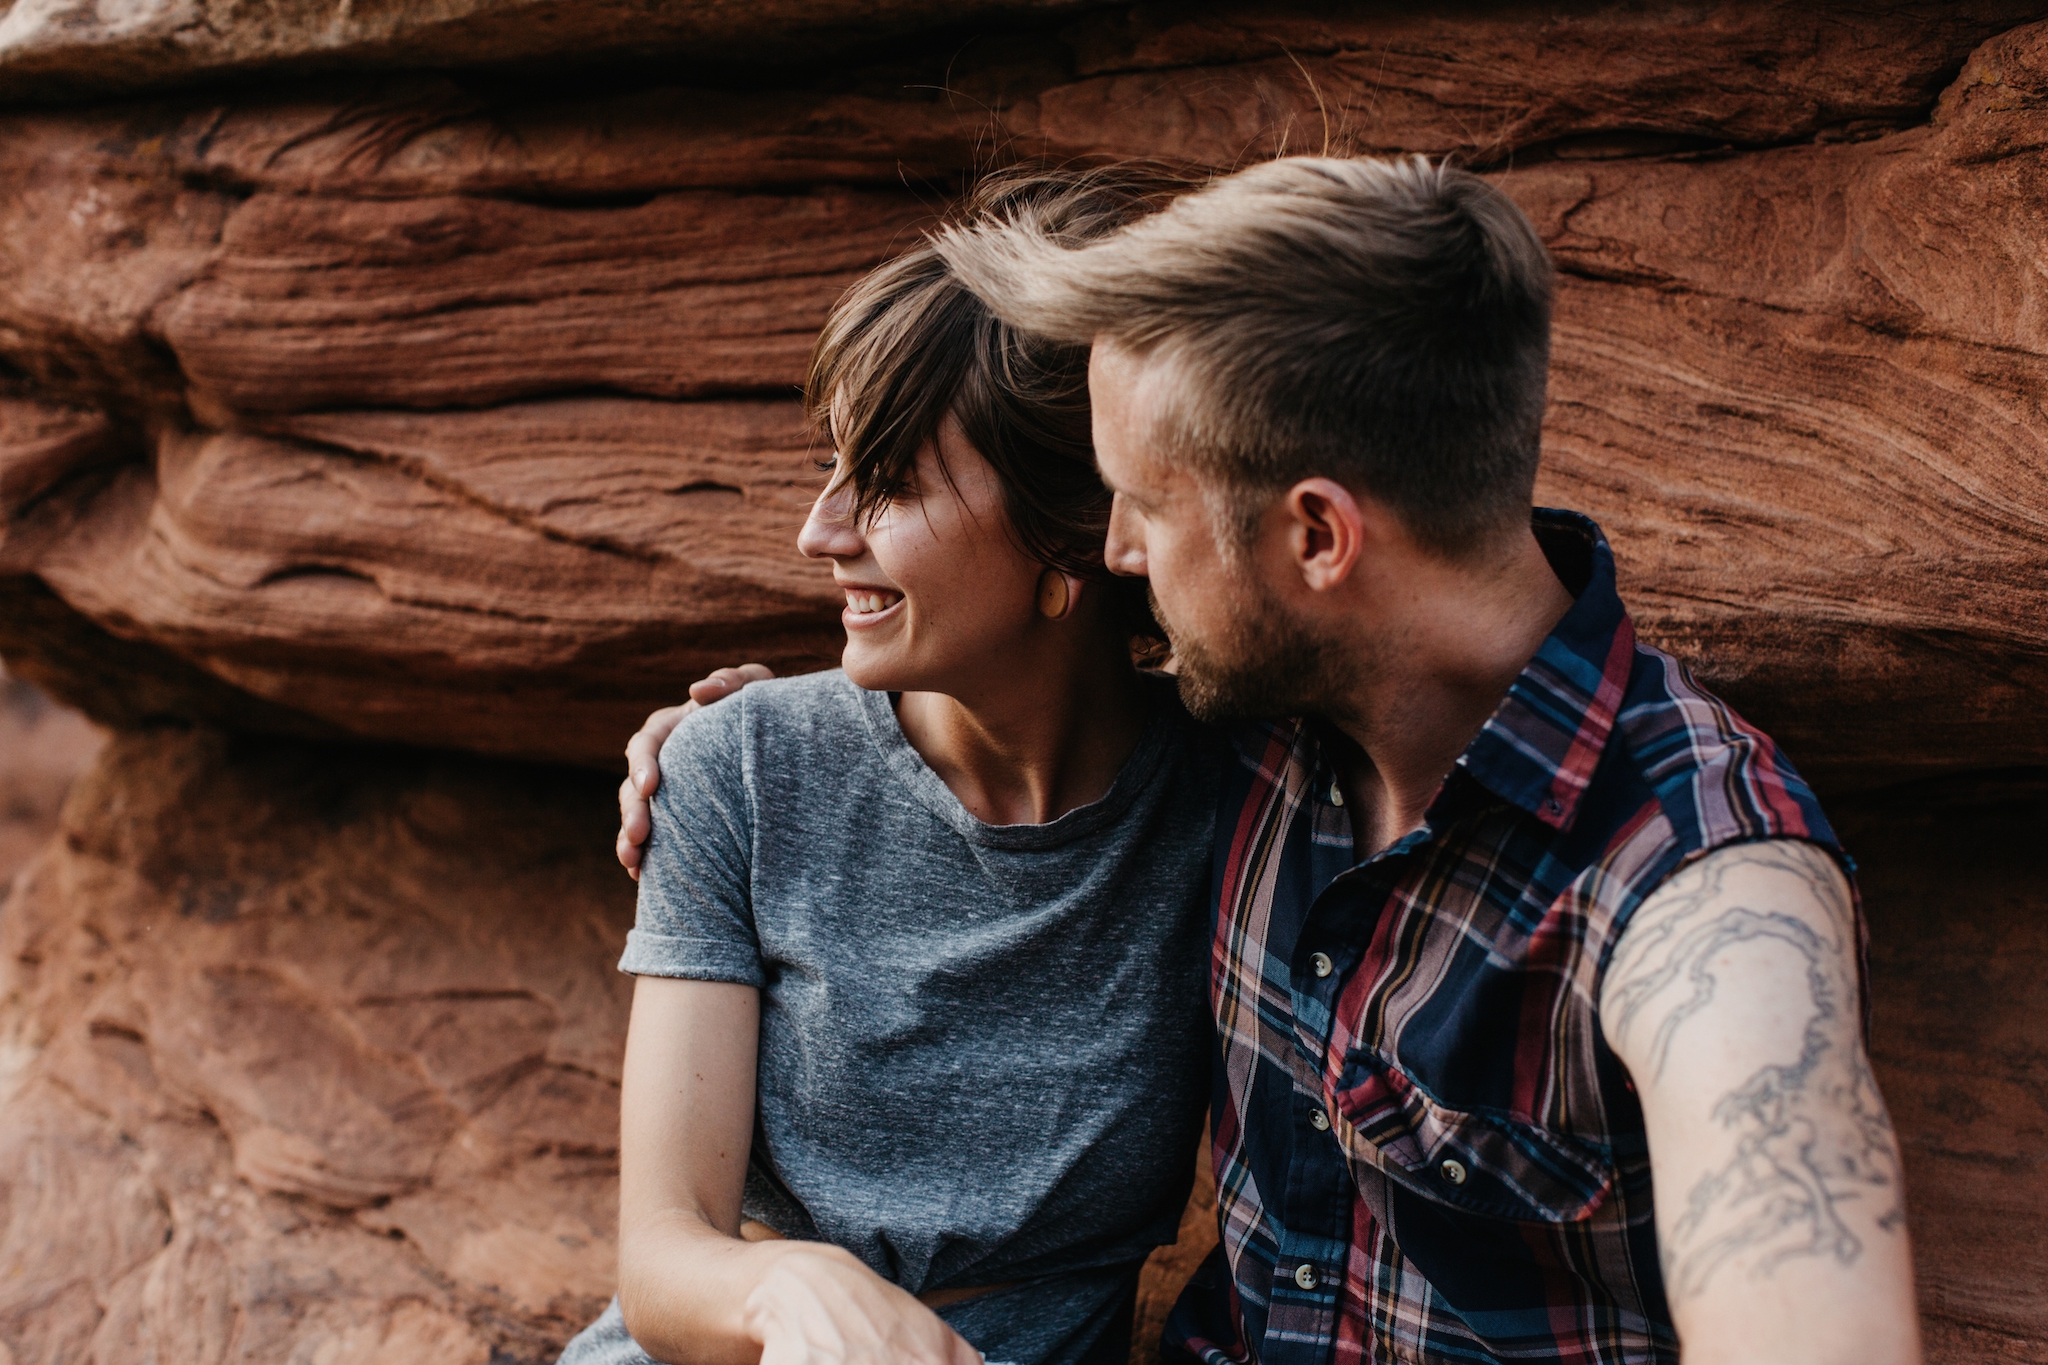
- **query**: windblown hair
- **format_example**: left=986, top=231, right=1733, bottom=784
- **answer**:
left=808, top=166, right=1181, bottom=629
left=930, top=156, right=1556, bottom=558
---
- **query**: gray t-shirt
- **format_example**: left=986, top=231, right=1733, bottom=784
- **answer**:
left=617, top=669, right=1216, bottom=1364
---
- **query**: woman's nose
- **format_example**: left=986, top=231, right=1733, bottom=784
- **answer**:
left=798, top=475, right=865, bottom=561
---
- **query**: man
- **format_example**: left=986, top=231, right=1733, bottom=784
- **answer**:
left=620, top=157, right=1918, bottom=1364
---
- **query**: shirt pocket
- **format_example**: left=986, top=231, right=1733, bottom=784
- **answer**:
left=1329, top=1050, right=1614, bottom=1223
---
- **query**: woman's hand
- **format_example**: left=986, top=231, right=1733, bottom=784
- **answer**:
left=617, top=664, right=776, bottom=880
left=743, top=1243, right=982, bottom=1365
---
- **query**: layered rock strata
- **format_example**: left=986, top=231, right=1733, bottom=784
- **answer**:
left=0, top=3, right=2046, bottom=784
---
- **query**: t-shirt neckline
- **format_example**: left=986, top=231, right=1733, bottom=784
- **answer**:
left=851, top=677, right=1180, bottom=850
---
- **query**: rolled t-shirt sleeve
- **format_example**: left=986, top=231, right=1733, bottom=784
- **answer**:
left=619, top=699, right=762, bottom=985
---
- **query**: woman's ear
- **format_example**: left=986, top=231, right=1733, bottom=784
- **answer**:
left=1036, top=570, right=1085, bottom=621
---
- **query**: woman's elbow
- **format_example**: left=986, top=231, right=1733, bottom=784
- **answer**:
left=616, top=1255, right=690, bottom=1364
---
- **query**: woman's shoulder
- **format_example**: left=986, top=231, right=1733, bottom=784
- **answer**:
left=732, top=667, right=869, bottom=735
left=659, top=669, right=870, bottom=773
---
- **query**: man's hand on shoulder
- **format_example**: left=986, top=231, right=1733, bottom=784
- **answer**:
left=616, top=664, right=776, bottom=881
left=1600, top=840, right=1920, bottom=1365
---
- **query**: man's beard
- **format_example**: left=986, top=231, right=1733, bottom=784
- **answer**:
left=1151, top=580, right=1345, bottom=723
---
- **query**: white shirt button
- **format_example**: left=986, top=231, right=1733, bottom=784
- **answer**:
left=1440, top=1158, right=1468, bottom=1186
left=1329, top=781, right=1344, bottom=807
left=1294, top=1263, right=1320, bottom=1290
left=1311, top=952, right=1334, bottom=978
left=1309, top=1108, right=1331, bottom=1132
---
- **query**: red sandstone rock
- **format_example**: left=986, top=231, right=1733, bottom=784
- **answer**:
left=162, top=189, right=935, bottom=414
left=36, top=4, right=2029, bottom=205
left=4, top=397, right=844, bottom=763
left=0, top=729, right=634, bottom=1363
left=1836, top=782, right=2048, bottom=1359
left=1031, top=2, right=2041, bottom=164
left=6, top=14, right=2048, bottom=780
left=1513, top=25, right=2048, bottom=785
left=0, top=0, right=1106, bottom=103
left=0, top=123, right=224, bottom=410
left=0, top=666, right=99, bottom=888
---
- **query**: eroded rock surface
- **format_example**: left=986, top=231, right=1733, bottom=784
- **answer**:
left=4, top=4, right=2048, bottom=783
left=0, top=0, right=1108, bottom=103
left=0, top=728, right=634, bottom=1363
left=0, top=665, right=99, bottom=888
left=1843, top=781, right=2048, bottom=1361
left=4, top=396, right=845, bottom=763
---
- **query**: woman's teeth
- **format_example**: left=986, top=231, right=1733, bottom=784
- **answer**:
left=845, top=590, right=901, bottom=616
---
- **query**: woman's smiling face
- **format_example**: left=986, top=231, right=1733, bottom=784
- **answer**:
left=797, top=413, right=1046, bottom=696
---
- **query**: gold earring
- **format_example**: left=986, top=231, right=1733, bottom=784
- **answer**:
left=1037, top=570, right=1071, bottom=619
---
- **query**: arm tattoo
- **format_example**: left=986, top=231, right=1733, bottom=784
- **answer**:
left=1606, top=842, right=1904, bottom=1301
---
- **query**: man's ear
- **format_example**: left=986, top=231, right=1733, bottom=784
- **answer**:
left=1281, top=478, right=1368, bottom=592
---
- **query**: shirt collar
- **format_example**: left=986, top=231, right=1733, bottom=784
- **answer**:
left=1452, top=509, right=1637, bottom=833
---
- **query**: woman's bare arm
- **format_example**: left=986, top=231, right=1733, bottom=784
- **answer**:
left=616, top=975, right=977, bottom=1365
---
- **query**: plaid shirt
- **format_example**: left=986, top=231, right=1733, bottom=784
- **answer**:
left=1164, top=510, right=1848, bottom=1365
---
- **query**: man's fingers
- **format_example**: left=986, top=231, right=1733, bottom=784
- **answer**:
left=615, top=774, right=649, bottom=853
left=617, top=772, right=654, bottom=879
left=687, top=672, right=738, bottom=704
left=615, top=829, right=644, bottom=880
left=689, top=665, right=764, bottom=704
left=687, top=663, right=776, bottom=706
left=625, top=702, right=695, bottom=794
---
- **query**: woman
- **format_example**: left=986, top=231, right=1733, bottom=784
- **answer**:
left=559, top=169, right=1218, bottom=1365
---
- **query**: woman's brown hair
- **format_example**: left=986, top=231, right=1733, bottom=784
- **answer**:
left=805, top=166, right=1182, bottom=642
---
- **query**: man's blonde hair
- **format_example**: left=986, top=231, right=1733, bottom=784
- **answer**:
left=931, top=156, right=1555, bottom=557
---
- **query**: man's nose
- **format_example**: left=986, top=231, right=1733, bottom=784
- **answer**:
left=1104, top=495, right=1147, bottom=577
left=798, top=475, right=864, bottom=560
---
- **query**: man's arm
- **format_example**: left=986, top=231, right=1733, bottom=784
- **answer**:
left=1600, top=840, right=1920, bottom=1364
